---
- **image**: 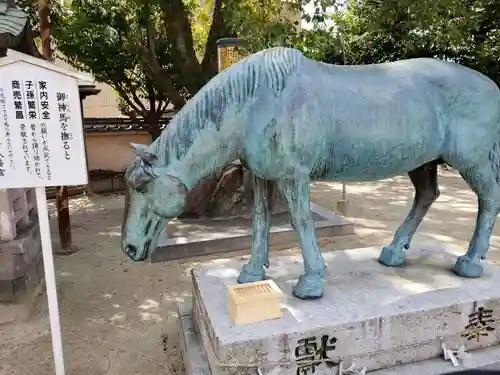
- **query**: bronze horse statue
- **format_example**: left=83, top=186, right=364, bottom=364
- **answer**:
left=121, top=47, right=500, bottom=299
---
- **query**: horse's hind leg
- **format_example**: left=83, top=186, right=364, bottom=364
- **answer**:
left=454, top=197, right=499, bottom=277
left=453, top=163, right=500, bottom=278
left=379, top=161, right=440, bottom=267
left=277, top=178, right=326, bottom=299
left=237, top=175, right=273, bottom=283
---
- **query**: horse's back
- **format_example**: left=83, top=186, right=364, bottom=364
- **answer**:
left=240, top=50, right=500, bottom=180
left=299, top=56, right=500, bottom=171
left=402, top=58, right=500, bottom=165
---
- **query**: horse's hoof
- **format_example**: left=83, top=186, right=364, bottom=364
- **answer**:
left=453, top=255, right=484, bottom=278
left=293, top=274, right=324, bottom=300
left=237, top=263, right=266, bottom=284
left=378, top=245, right=406, bottom=267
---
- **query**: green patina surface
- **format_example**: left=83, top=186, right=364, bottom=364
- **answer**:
left=121, top=47, right=500, bottom=299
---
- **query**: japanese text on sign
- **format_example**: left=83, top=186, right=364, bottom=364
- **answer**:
left=24, top=80, right=38, bottom=120
left=57, top=92, right=73, bottom=161
left=0, top=59, right=87, bottom=189
left=11, top=79, right=24, bottom=120
left=218, top=46, right=243, bottom=71
left=0, top=88, right=14, bottom=176
left=39, top=80, right=50, bottom=120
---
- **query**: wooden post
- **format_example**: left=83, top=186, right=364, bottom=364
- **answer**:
left=337, top=183, right=348, bottom=216
left=38, top=0, right=74, bottom=253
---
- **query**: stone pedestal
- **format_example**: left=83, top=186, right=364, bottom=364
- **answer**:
left=0, top=220, right=45, bottom=324
left=154, top=203, right=355, bottom=262
left=178, top=241, right=500, bottom=374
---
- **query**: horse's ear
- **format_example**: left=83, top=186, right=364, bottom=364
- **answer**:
left=131, top=143, right=157, bottom=164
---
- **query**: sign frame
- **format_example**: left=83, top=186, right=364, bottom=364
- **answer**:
left=0, top=51, right=91, bottom=375
left=0, top=56, right=88, bottom=188
left=216, top=37, right=247, bottom=72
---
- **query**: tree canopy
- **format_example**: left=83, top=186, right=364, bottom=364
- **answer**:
left=49, top=0, right=317, bottom=138
left=21, top=0, right=499, bottom=217
left=318, top=0, right=500, bottom=85
left=22, top=0, right=499, bottom=138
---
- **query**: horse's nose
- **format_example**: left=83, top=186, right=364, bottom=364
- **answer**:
left=126, top=244, right=137, bottom=257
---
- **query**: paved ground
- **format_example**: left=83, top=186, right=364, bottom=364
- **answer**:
left=2, top=169, right=499, bottom=375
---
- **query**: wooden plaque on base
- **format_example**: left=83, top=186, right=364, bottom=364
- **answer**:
left=227, top=280, right=283, bottom=325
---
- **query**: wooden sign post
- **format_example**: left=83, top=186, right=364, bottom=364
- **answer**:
left=0, top=52, right=88, bottom=375
left=216, top=37, right=246, bottom=72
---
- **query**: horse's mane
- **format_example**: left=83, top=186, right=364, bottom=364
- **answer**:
left=125, top=47, right=304, bottom=189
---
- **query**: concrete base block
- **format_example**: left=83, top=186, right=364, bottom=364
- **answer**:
left=0, top=220, right=43, bottom=280
left=0, top=221, right=45, bottom=324
left=336, top=200, right=348, bottom=216
left=180, top=241, right=500, bottom=375
left=178, top=307, right=500, bottom=375
left=178, top=301, right=215, bottom=375
left=152, top=202, right=355, bottom=262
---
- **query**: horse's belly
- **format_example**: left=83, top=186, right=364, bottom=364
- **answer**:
left=243, top=137, right=439, bottom=181
left=241, top=81, right=444, bottom=181
left=312, top=101, right=443, bottom=180
left=314, top=139, right=440, bottom=181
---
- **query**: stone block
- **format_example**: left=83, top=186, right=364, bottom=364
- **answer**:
left=0, top=251, right=45, bottom=324
left=0, top=251, right=27, bottom=280
left=189, top=241, right=500, bottom=375
left=0, top=220, right=42, bottom=280
left=178, top=300, right=214, bottom=375
left=0, top=251, right=44, bottom=303
left=152, top=203, right=355, bottom=262
left=178, top=306, right=500, bottom=375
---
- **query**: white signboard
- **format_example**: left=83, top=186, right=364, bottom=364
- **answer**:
left=0, top=54, right=91, bottom=375
left=0, top=60, right=87, bottom=189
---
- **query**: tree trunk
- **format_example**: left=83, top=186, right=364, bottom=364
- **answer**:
left=181, top=163, right=286, bottom=219
left=154, top=1, right=281, bottom=220
left=39, top=0, right=73, bottom=252
left=148, top=120, right=164, bottom=142
left=55, top=186, right=72, bottom=250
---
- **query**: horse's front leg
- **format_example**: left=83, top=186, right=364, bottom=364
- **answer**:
left=237, top=175, right=273, bottom=283
left=278, top=178, right=326, bottom=299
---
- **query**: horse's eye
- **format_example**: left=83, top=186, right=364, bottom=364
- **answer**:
left=135, top=184, right=148, bottom=194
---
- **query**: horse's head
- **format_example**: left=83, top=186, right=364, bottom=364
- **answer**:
left=121, top=143, right=187, bottom=261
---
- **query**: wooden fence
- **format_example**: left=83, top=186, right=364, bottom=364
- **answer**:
left=82, top=114, right=175, bottom=132
left=0, top=188, right=37, bottom=241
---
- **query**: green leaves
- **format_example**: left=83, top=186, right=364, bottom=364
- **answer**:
left=49, top=0, right=500, bottom=140
left=302, top=0, right=499, bottom=87
left=52, top=0, right=176, bottom=134
left=51, top=0, right=315, bottom=138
